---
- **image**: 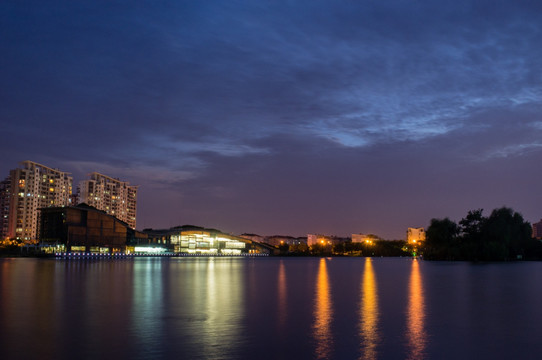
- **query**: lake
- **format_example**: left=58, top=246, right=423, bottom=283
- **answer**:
left=1, top=257, right=542, bottom=359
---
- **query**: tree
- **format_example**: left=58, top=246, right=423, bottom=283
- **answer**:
left=482, top=207, right=532, bottom=260
left=459, top=209, right=485, bottom=240
left=425, top=207, right=534, bottom=261
left=458, top=209, right=486, bottom=260
left=425, top=218, right=460, bottom=260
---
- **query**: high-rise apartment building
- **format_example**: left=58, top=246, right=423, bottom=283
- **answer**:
left=0, top=177, right=11, bottom=239
left=79, top=172, right=138, bottom=229
left=6, top=161, right=73, bottom=241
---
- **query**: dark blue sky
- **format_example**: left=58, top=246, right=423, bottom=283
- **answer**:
left=2, top=1, right=541, bottom=239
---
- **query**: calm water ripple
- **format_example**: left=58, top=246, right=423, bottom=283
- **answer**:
left=2, top=257, right=542, bottom=359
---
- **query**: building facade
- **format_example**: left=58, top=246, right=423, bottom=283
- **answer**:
left=79, top=172, right=138, bottom=229
left=239, top=233, right=266, bottom=243
left=307, top=234, right=343, bottom=246
left=407, top=227, right=425, bottom=244
left=533, top=219, right=542, bottom=240
left=0, top=177, right=11, bottom=239
left=264, top=235, right=306, bottom=247
left=142, top=225, right=270, bottom=255
left=39, top=203, right=147, bottom=253
left=6, top=161, right=72, bottom=241
left=352, top=233, right=378, bottom=244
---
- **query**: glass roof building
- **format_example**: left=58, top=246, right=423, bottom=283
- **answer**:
left=140, top=225, right=271, bottom=255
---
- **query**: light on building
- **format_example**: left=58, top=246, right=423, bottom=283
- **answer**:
left=134, top=246, right=166, bottom=253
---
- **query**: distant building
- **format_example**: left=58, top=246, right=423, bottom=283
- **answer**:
left=69, top=192, right=79, bottom=208
left=6, top=161, right=72, bottom=241
left=39, top=203, right=146, bottom=253
left=407, top=227, right=425, bottom=244
left=533, top=220, right=542, bottom=240
left=239, top=233, right=265, bottom=243
left=352, top=233, right=378, bottom=243
left=265, top=235, right=306, bottom=247
left=79, top=172, right=138, bottom=229
left=307, top=234, right=342, bottom=246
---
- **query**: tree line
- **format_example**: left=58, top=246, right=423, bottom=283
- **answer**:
left=424, top=207, right=542, bottom=261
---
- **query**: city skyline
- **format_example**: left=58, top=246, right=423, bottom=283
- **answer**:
left=2, top=1, right=541, bottom=239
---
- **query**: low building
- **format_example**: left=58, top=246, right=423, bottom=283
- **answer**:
left=39, top=203, right=147, bottom=253
left=407, top=227, right=425, bottom=244
left=352, top=233, right=378, bottom=244
left=239, top=233, right=265, bottom=243
left=533, top=220, right=542, bottom=240
left=265, top=235, right=306, bottom=247
left=142, top=225, right=271, bottom=255
left=307, top=234, right=343, bottom=246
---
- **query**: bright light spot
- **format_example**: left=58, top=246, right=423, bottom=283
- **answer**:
left=134, top=246, right=166, bottom=253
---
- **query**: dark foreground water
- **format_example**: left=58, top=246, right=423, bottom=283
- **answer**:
left=1, top=257, right=542, bottom=360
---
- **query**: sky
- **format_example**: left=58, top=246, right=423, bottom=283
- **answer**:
left=1, top=0, right=541, bottom=239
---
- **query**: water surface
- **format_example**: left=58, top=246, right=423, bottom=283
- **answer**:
left=1, top=257, right=541, bottom=359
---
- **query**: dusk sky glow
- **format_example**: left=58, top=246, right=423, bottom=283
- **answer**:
left=2, top=1, right=541, bottom=239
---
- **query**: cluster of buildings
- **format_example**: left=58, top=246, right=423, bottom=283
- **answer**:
left=0, top=161, right=138, bottom=243
left=241, top=228, right=427, bottom=248
left=0, top=160, right=448, bottom=256
left=1, top=161, right=269, bottom=255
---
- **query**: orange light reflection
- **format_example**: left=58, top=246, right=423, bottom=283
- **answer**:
left=277, top=260, right=287, bottom=328
left=407, top=260, right=427, bottom=359
left=313, top=258, right=333, bottom=359
left=359, top=258, right=379, bottom=359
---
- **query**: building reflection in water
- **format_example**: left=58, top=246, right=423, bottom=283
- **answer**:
left=313, top=258, right=333, bottom=359
left=132, top=258, right=164, bottom=357
left=359, top=258, right=379, bottom=359
left=406, top=259, right=427, bottom=359
left=203, top=258, right=244, bottom=358
left=277, top=260, right=287, bottom=329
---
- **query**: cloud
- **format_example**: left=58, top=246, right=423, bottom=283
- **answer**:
left=62, top=160, right=198, bottom=189
left=481, top=143, right=542, bottom=160
left=2, top=1, right=542, bottom=237
left=161, top=139, right=269, bottom=157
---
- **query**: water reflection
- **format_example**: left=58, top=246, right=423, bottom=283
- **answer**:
left=313, top=258, right=333, bottom=359
left=277, top=260, right=287, bottom=329
left=203, top=258, right=244, bottom=358
left=0, top=260, right=67, bottom=359
left=406, top=259, right=427, bottom=359
left=359, top=258, right=379, bottom=359
left=132, top=258, right=164, bottom=357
